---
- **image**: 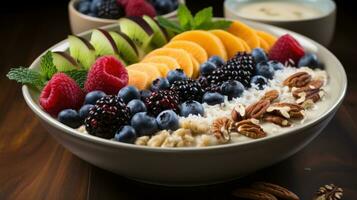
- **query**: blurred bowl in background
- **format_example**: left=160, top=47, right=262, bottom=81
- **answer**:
left=69, top=0, right=185, bottom=34
left=224, top=0, right=336, bottom=46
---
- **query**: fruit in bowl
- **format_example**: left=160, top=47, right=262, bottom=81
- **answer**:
left=8, top=5, right=346, bottom=185
left=69, top=0, right=185, bottom=34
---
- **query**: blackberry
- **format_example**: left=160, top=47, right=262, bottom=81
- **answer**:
left=170, top=79, right=204, bottom=102
left=207, top=52, right=255, bottom=87
left=97, top=0, right=124, bottom=19
left=144, top=90, right=180, bottom=116
left=197, top=76, right=220, bottom=93
left=84, top=95, right=130, bottom=139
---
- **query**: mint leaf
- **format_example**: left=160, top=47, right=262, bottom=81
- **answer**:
left=7, top=67, right=45, bottom=89
left=210, top=20, right=233, bottom=30
left=40, top=51, right=57, bottom=79
left=157, top=16, right=184, bottom=33
left=193, top=7, right=213, bottom=29
left=178, top=4, right=194, bottom=30
left=64, top=70, right=87, bottom=88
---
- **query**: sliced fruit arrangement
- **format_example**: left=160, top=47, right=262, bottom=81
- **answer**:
left=171, top=30, right=228, bottom=61
left=8, top=4, right=327, bottom=147
left=145, top=48, right=194, bottom=77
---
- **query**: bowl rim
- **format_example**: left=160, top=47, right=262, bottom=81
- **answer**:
left=69, top=0, right=185, bottom=23
left=22, top=19, right=347, bottom=153
left=224, top=0, right=336, bottom=23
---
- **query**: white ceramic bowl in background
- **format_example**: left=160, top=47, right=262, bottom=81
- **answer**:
left=69, top=0, right=185, bottom=34
left=224, top=0, right=336, bottom=46
left=22, top=20, right=346, bottom=186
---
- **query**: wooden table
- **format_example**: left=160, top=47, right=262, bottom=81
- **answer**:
left=1, top=1, right=356, bottom=199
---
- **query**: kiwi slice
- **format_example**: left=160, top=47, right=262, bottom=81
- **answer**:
left=68, top=35, right=96, bottom=70
left=118, top=17, right=154, bottom=54
left=109, top=31, right=139, bottom=64
left=143, top=15, right=168, bottom=48
left=90, top=29, right=120, bottom=57
left=52, top=51, right=80, bottom=72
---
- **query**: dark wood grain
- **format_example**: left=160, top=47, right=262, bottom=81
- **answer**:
left=0, top=1, right=356, bottom=199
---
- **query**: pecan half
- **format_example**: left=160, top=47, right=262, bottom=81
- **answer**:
left=283, top=72, right=312, bottom=88
left=313, top=184, right=343, bottom=200
left=246, top=100, right=270, bottom=119
left=252, top=182, right=300, bottom=200
left=261, top=90, right=279, bottom=102
left=263, top=114, right=291, bottom=127
left=212, top=117, right=234, bottom=143
left=231, top=103, right=245, bottom=122
left=267, top=102, right=304, bottom=119
left=232, top=188, right=277, bottom=200
left=235, top=119, right=266, bottom=139
left=293, top=80, right=324, bottom=104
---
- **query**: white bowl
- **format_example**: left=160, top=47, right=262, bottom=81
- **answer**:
left=69, top=0, right=185, bottom=34
left=22, top=20, right=347, bottom=186
left=224, top=0, right=336, bottom=46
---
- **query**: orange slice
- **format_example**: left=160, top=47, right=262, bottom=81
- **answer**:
left=145, top=62, right=170, bottom=77
left=127, top=70, right=149, bottom=90
left=259, top=37, right=270, bottom=52
left=227, top=20, right=260, bottom=49
left=145, top=48, right=193, bottom=77
left=171, top=30, right=227, bottom=61
left=236, top=37, right=251, bottom=52
left=127, top=63, right=161, bottom=84
left=142, top=56, right=181, bottom=70
left=210, top=30, right=246, bottom=59
left=164, top=40, right=208, bottom=64
left=256, top=31, right=277, bottom=48
left=190, top=55, right=200, bottom=78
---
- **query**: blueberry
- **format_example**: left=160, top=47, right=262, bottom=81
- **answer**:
left=151, top=78, right=170, bottom=91
left=180, top=100, right=204, bottom=117
left=156, top=110, right=179, bottom=131
left=200, top=62, right=217, bottom=76
left=268, top=60, right=284, bottom=71
left=140, top=90, right=152, bottom=100
left=207, top=56, right=225, bottom=67
left=90, top=0, right=103, bottom=13
left=84, top=90, right=106, bottom=105
left=250, top=75, right=268, bottom=90
left=167, top=69, right=187, bottom=84
left=152, top=0, right=175, bottom=14
left=77, top=1, right=91, bottom=14
left=202, top=92, right=224, bottom=105
left=256, top=62, right=275, bottom=79
left=79, top=104, right=94, bottom=119
left=131, top=112, right=158, bottom=136
left=220, top=80, right=245, bottom=100
left=58, top=109, right=82, bottom=128
left=118, top=86, right=140, bottom=104
left=298, top=53, right=320, bottom=69
left=251, top=48, right=268, bottom=63
left=114, top=125, right=137, bottom=143
left=127, top=99, right=147, bottom=115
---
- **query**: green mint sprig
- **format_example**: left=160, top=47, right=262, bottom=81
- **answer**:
left=40, top=51, right=58, bottom=79
left=7, top=67, right=45, bottom=89
left=158, top=4, right=232, bottom=34
left=7, top=51, right=88, bottom=89
left=64, top=70, right=88, bottom=88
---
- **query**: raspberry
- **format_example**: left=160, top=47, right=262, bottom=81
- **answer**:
left=125, top=0, right=156, bottom=17
left=268, top=34, right=305, bottom=66
left=40, top=73, right=84, bottom=116
left=85, top=56, right=128, bottom=95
